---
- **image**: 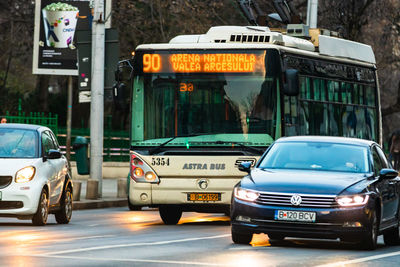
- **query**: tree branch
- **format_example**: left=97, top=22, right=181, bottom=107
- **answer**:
left=382, top=79, right=400, bottom=116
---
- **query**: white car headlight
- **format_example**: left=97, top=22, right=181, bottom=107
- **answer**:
left=234, top=187, right=259, bottom=202
left=15, top=166, right=36, bottom=183
left=336, top=194, right=369, bottom=207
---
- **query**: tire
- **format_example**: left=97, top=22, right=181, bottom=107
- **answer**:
left=159, top=206, right=182, bottom=225
left=32, top=189, right=49, bottom=226
left=383, top=223, right=400, bottom=245
left=268, top=234, right=285, bottom=241
left=55, top=187, right=73, bottom=224
left=128, top=197, right=142, bottom=211
left=360, top=210, right=378, bottom=250
left=231, top=229, right=252, bottom=244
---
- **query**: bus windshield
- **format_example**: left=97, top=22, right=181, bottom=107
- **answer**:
left=131, top=49, right=281, bottom=147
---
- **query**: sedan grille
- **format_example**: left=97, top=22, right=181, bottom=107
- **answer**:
left=0, top=176, right=12, bottom=189
left=255, top=192, right=338, bottom=208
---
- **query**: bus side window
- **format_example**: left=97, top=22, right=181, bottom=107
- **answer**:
left=366, top=86, right=376, bottom=106
left=299, top=76, right=312, bottom=100
left=284, top=95, right=298, bottom=136
left=327, top=81, right=340, bottom=102
left=313, top=79, right=322, bottom=101
left=353, top=84, right=360, bottom=105
left=341, top=82, right=352, bottom=104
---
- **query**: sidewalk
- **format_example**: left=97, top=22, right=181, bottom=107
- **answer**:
left=72, top=178, right=128, bottom=210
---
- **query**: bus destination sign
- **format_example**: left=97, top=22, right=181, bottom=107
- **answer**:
left=142, top=52, right=266, bottom=73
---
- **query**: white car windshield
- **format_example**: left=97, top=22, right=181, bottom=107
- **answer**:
left=0, top=129, right=38, bottom=158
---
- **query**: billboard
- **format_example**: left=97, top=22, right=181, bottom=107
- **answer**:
left=32, top=0, right=91, bottom=75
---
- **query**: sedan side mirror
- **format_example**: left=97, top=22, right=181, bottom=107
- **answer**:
left=47, top=149, right=62, bottom=160
left=238, top=162, right=252, bottom=174
left=379, top=168, right=398, bottom=180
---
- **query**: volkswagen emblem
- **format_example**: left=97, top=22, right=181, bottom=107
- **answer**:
left=198, top=179, right=209, bottom=190
left=290, top=194, right=302, bottom=206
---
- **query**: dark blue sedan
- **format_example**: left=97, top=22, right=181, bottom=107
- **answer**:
left=231, top=136, right=400, bottom=250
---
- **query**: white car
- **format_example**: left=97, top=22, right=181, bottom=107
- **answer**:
left=0, top=124, right=73, bottom=225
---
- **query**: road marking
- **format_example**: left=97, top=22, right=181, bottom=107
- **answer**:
left=32, top=255, right=231, bottom=266
left=42, top=234, right=231, bottom=256
left=54, top=235, right=115, bottom=243
left=315, top=250, right=400, bottom=267
left=88, top=224, right=99, bottom=227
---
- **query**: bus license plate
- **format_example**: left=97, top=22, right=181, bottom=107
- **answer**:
left=187, top=193, right=221, bottom=202
left=274, top=210, right=316, bottom=222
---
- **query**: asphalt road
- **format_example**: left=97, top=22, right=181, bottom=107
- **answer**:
left=1, top=207, right=400, bottom=267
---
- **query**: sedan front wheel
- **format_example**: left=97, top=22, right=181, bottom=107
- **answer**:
left=231, top=229, right=252, bottom=244
left=360, top=210, right=378, bottom=250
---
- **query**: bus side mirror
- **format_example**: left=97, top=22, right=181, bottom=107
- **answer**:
left=238, top=162, right=252, bottom=173
left=114, top=69, right=120, bottom=81
left=283, top=69, right=299, bottom=96
left=113, top=82, right=128, bottom=111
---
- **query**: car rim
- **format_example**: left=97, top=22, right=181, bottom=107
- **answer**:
left=65, top=191, right=72, bottom=219
left=41, top=193, right=48, bottom=220
left=372, top=215, right=377, bottom=242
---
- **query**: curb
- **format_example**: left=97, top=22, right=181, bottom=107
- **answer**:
left=72, top=198, right=127, bottom=210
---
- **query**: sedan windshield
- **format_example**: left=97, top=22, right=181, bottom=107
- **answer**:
left=259, top=142, right=369, bottom=173
left=0, top=129, right=38, bottom=158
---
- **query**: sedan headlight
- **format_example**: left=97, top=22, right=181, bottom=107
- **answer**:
left=15, top=166, right=36, bottom=183
left=336, top=194, right=369, bottom=207
left=234, top=187, right=259, bottom=202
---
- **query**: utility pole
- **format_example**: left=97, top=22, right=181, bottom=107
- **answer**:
left=66, top=76, right=73, bottom=161
left=306, top=0, right=318, bottom=28
left=91, top=0, right=105, bottom=197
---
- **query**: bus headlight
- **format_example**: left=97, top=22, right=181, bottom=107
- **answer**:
left=134, top=167, right=144, bottom=178
left=145, top=171, right=156, bottom=182
left=130, top=154, right=159, bottom=183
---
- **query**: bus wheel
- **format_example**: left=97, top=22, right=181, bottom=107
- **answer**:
left=159, top=205, right=182, bottom=225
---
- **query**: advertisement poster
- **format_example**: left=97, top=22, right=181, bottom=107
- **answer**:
left=32, top=0, right=91, bottom=75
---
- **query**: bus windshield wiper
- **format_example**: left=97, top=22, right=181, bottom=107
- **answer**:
left=214, top=140, right=265, bottom=154
left=148, top=133, right=217, bottom=155
left=189, top=140, right=265, bottom=154
left=148, top=134, right=267, bottom=155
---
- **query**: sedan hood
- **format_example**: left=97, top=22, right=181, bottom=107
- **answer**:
left=0, top=158, right=41, bottom=176
left=242, top=168, right=370, bottom=195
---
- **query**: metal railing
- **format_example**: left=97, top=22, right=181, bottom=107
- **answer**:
left=57, top=127, right=130, bottom=162
left=1, top=99, right=58, bottom=135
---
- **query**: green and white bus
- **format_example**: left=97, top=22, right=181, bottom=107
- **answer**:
left=123, top=26, right=380, bottom=224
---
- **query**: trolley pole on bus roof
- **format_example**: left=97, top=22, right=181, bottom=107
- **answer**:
left=306, top=0, right=318, bottom=28
left=90, top=0, right=105, bottom=197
